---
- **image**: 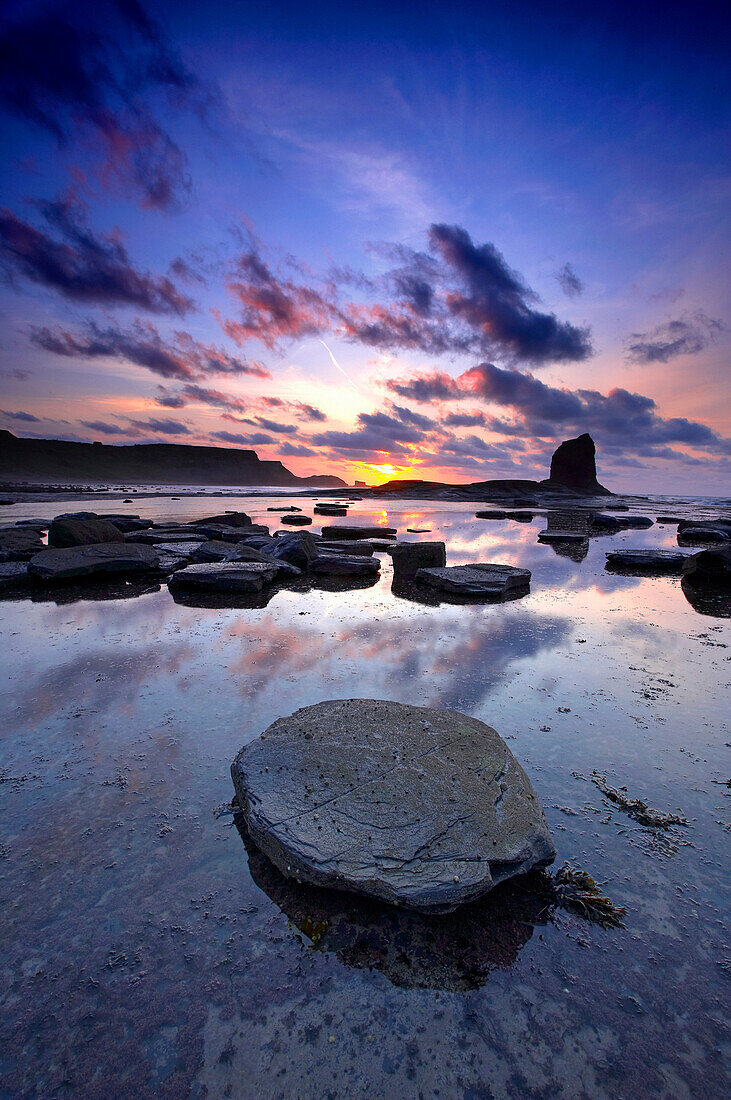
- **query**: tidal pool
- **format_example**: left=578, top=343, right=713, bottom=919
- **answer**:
left=1, top=494, right=728, bottom=1098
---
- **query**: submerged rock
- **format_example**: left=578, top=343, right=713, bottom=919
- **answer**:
left=415, top=563, right=531, bottom=598
left=168, top=561, right=277, bottom=593
left=605, top=549, right=689, bottom=574
left=28, top=542, right=159, bottom=581
left=391, top=541, right=446, bottom=581
left=231, top=699, right=556, bottom=913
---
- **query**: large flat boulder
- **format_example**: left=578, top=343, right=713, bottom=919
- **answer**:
left=28, top=542, right=159, bottom=581
left=231, top=699, right=555, bottom=913
left=168, top=561, right=277, bottom=593
left=602, top=550, right=685, bottom=576
left=192, top=511, right=252, bottom=527
left=48, top=514, right=123, bottom=548
left=415, top=563, right=531, bottom=597
left=0, top=527, right=44, bottom=561
left=606, top=549, right=688, bottom=574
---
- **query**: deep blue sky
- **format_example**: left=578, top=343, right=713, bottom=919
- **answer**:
left=0, top=0, right=729, bottom=489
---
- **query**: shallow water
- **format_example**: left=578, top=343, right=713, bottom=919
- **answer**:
left=1, top=494, right=729, bottom=1099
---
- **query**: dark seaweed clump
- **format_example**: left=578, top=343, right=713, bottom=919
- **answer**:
left=591, top=772, right=689, bottom=828
left=550, top=864, right=627, bottom=928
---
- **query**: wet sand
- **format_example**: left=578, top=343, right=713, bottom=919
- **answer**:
left=1, top=493, right=729, bottom=1098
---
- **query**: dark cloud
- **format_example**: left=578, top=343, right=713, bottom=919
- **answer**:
left=211, top=430, right=273, bottom=446
left=626, top=311, right=725, bottom=363
left=385, top=362, right=730, bottom=454
left=0, top=0, right=214, bottom=210
left=1, top=197, right=194, bottom=312
left=180, top=384, right=248, bottom=411
left=555, top=263, right=583, bottom=297
left=80, top=419, right=127, bottom=434
left=341, top=225, right=592, bottom=364
left=153, top=387, right=188, bottom=408
left=0, top=408, right=41, bottom=423
left=443, top=410, right=487, bottom=428
left=278, top=441, right=318, bottom=457
left=243, top=417, right=297, bottom=434
left=128, top=416, right=191, bottom=435
left=260, top=396, right=326, bottom=422
left=30, top=320, right=270, bottom=382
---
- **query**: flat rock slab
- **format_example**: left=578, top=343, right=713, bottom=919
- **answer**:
left=28, top=543, right=159, bottom=581
left=415, top=563, right=531, bottom=597
left=310, top=553, right=380, bottom=576
left=322, top=525, right=397, bottom=540
left=538, top=530, right=586, bottom=543
left=281, top=514, right=312, bottom=525
left=606, top=549, right=688, bottom=573
left=231, top=699, right=556, bottom=913
left=168, top=561, right=277, bottom=593
left=0, top=561, right=31, bottom=590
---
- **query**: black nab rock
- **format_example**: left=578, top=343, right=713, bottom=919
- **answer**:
left=548, top=433, right=610, bottom=495
left=231, top=700, right=555, bottom=913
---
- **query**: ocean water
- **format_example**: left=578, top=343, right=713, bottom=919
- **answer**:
left=0, top=492, right=729, bottom=1099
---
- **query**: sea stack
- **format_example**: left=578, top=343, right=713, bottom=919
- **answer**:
left=548, top=433, right=610, bottom=495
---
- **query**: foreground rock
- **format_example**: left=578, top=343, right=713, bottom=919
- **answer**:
left=605, top=549, right=688, bottom=574
left=48, top=513, right=123, bottom=547
left=28, top=543, right=159, bottom=581
left=681, top=546, right=731, bottom=591
left=391, top=541, right=446, bottom=581
left=415, top=563, right=531, bottom=598
left=677, top=519, right=731, bottom=545
left=168, top=561, right=278, bottom=594
left=231, top=699, right=556, bottom=913
left=0, top=561, right=31, bottom=591
left=0, top=527, right=43, bottom=561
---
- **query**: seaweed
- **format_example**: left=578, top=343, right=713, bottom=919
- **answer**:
left=591, top=772, right=689, bottom=828
left=549, top=864, right=627, bottom=928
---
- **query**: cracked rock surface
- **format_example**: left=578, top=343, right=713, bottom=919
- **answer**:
left=231, top=699, right=555, bottom=913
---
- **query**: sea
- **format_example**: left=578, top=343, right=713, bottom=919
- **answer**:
left=0, top=487, right=729, bottom=1099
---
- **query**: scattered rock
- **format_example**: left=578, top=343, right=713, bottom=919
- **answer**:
left=281, top=514, right=312, bottom=525
left=681, top=546, right=731, bottom=591
left=267, top=506, right=302, bottom=512
left=192, top=511, right=252, bottom=527
left=168, top=561, right=278, bottom=594
left=415, top=563, right=531, bottom=598
left=475, top=510, right=508, bottom=520
left=656, top=515, right=682, bottom=524
left=48, top=514, right=123, bottom=548
left=677, top=520, right=731, bottom=545
left=619, top=515, right=654, bottom=529
left=0, top=527, right=43, bottom=561
left=28, top=543, right=159, bottom=582
left=318, top=539, right=374, bottom=556
left=231, top=699, right=556, bottom=913
left=314, top=504, right=348, bottom=516
left=270, top=531, right=319, bottom=569
left=538, top=529, right=587, bottom=544
left=505, top=511, right=534, bottom=522
left=605, top=549, right=689, bottom=574
left=391, top=541, right=446, bottom=582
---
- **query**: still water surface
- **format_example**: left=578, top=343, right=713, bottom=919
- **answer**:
left=1, top=494, right=729, bottom=1098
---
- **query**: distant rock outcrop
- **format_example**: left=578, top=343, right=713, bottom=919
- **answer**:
left=0, top=430, right=346, bottom=489
left=546, top=433, right=610, bottom=495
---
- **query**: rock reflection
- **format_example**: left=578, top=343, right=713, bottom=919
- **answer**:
left=169, top=573, right=379, bottom=609
left=29, top=578, right=161, bottom=605
left=237, top=817, right=552, bottom=991
left=681, top=578, right=731, bottom=618
left=391, top=577, right=530, bottom=606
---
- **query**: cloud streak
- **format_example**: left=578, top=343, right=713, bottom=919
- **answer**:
left=626, top=312, right=724, bottom=363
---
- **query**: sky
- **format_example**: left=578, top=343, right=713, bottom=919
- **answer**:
left=0, top=0, right=729, bottom=492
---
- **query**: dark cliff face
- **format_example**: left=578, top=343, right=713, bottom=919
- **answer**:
left=0, top=431, right=346, bottom=488
left=548, top=433, right=610, bottom=494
